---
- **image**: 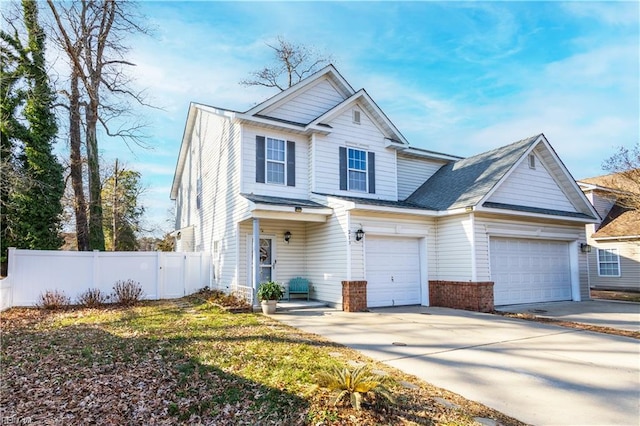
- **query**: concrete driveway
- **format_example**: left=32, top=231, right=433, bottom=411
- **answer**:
left=496, top=300, right=640, bottom=332
left=274, top=305, right=640, bottom=425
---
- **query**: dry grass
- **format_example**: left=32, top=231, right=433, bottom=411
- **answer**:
left=1, top=294, right=525, bottom=426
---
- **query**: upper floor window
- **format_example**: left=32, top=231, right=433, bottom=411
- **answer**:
left=597, top=248, right=620, bottom=277
left=255, top=136, right=295, bottom=187
left=266, top=138, right=285, bottom=184
left=348, top=148, right=367, bottom=192
left=339, top=146, right=375, bottom=194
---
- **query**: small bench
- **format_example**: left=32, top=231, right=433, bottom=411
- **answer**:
left=287, top=277, right=310, bottom=301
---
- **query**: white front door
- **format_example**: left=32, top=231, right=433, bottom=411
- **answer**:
left=259, top=237, right=275, bottom=283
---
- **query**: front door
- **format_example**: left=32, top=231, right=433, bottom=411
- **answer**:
left=259, top=237, right=275, bottom=283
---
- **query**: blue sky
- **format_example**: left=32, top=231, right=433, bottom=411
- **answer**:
left=100, top=1, right=639, bottom=235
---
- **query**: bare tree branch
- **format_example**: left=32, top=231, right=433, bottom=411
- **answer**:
left=240, top=36, right=332, bottom=91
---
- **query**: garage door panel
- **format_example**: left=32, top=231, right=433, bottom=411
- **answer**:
left=366, top=236, right=421, bottom=308
left=491, top=237, right=571, bottom=305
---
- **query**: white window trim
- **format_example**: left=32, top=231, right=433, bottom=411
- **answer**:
left=597, top=248, right=621, bottom=277
left=528, top=153, right=536, bottom=169
left=347, top=147, right=368, bottom=192
left=266, top=137, right=286, bottom=185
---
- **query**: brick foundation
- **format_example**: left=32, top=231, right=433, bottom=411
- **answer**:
left=341, top=280, right=367, bottom=312
left=429, top=280, right=494, bottom=313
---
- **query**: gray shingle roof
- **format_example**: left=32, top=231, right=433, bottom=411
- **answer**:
left=406, top=135, right=541, bottom=210
left=483, top=202, right=594, bottom=219
left=313, top=193, right=424, bottom=210
left=241, top=193, right=328, bottom=208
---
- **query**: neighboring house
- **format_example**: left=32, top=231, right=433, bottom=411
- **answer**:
left=170, top=65, right=599, bottom=311
left=578, top=174, right=640, bottom=291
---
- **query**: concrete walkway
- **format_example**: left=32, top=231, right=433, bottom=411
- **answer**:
left=273, top=305, right=640, bottom=425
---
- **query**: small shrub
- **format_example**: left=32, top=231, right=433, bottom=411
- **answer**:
left=317, top=365, right=395, bottom=411
left=77, top=288, right=108, bottom=308
left=257, top=281, right=284, bottom=301
left=37, top=290, right=71, bottom=310
left=111, top=279, right=143, bottom=306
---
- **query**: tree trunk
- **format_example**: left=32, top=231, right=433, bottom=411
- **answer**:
left=69, top=72, right=90, bottom=251
left=112, top=158, right=118, bottom=251
left=86, top=99, right=105, bottom=251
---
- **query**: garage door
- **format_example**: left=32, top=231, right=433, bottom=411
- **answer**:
left=366, top=236, right=421, bottom=307
left=491, top=237, right=572, bottom=305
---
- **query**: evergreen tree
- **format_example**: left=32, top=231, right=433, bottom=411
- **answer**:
left=0, top=27, right=29, bottom=270
left=102, top=161, right=144, bottom=251
left=6, top=0, right=64, bottom=251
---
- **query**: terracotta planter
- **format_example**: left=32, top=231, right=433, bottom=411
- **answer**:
left=261, top=300, right=277, bottom=315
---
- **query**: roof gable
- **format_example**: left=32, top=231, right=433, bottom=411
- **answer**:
left=407, top=135, right=540, bottom=210
left=245, top=64, right=354, bottom=117
left=258, top=78, right=348, bottom=125
left=309, top=89, right=409, bottom=146
left=407, top=134, right=599, bottom=220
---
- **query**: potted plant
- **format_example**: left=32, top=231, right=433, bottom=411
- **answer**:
left=257, top=281, right=284, bottom=314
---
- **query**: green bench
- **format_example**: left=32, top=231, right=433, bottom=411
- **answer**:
left=286, top=277, right=310, bottom=301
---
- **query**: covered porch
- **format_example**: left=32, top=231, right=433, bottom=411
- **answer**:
left=237, top=194, right=333, bottom=307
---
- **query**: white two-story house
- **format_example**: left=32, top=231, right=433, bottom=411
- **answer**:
left=170, top=65, right=598, bottom=311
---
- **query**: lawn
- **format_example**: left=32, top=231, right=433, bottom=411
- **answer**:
left=0, top=293, right=524, bottom=425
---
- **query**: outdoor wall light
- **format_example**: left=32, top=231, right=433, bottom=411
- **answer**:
left=355, top=229, right=365, bottom=242
left=284, top=231, right=292, bottom=244
left=295, top=206, right=302, bottom=212
left=580, top=243, right=591, bottom=253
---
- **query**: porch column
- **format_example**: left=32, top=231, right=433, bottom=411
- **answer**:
left=252, top=218, right=260, bottom=308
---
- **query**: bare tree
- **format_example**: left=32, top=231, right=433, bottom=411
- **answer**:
left=601, top=143, right=640, bottom=211
left=240, top=36, right=332, bottom=91
left=46, top=0, right=151, bottom=250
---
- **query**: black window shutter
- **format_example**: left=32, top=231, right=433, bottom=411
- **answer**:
left=256, top=136, right=265, bottom=183
left=368, top=151, right=375, bottom=194
left=339, top=147, right=347, bottom=190
left=286, top=141, right=295, bottom=187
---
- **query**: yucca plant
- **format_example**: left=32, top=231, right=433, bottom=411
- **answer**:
left=317, top=364, right=395, bottom=410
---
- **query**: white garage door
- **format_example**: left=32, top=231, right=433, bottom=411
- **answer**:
left=366, top=236, right=421, bottom=308
left=491, top=237, right=572, bottom=305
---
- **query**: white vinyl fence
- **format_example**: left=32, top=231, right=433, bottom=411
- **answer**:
left=0, top=248, right=211, bottom=310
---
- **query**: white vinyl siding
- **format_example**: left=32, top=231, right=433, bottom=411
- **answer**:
left=397, top=154, right=446, bottom=200
left=433, top=216, right=473, bottom=281
left=305, top=200, right=350, bottom=307
left=487, top=152, right=577, bottom=212
left=242, top=125, right=309, bottom=199
left=597, top=248, right=620, bottom=277
left=262, top=78, right=346, bottom=124
left=313, top=106, right=397, bottom=200
left=174, top=108, right=243, bottom=291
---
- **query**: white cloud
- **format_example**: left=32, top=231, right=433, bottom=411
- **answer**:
left=562, top=2, right=640, bottom=26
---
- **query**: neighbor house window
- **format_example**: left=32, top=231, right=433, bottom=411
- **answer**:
left=266, top=137, right=285, bottom=184
left=597, top=248, right=620, bottom=276
left=348, top=148, right=367, bottom=192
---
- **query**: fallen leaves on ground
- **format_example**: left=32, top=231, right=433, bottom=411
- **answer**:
left=1, top=298, right=524, bottom=425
